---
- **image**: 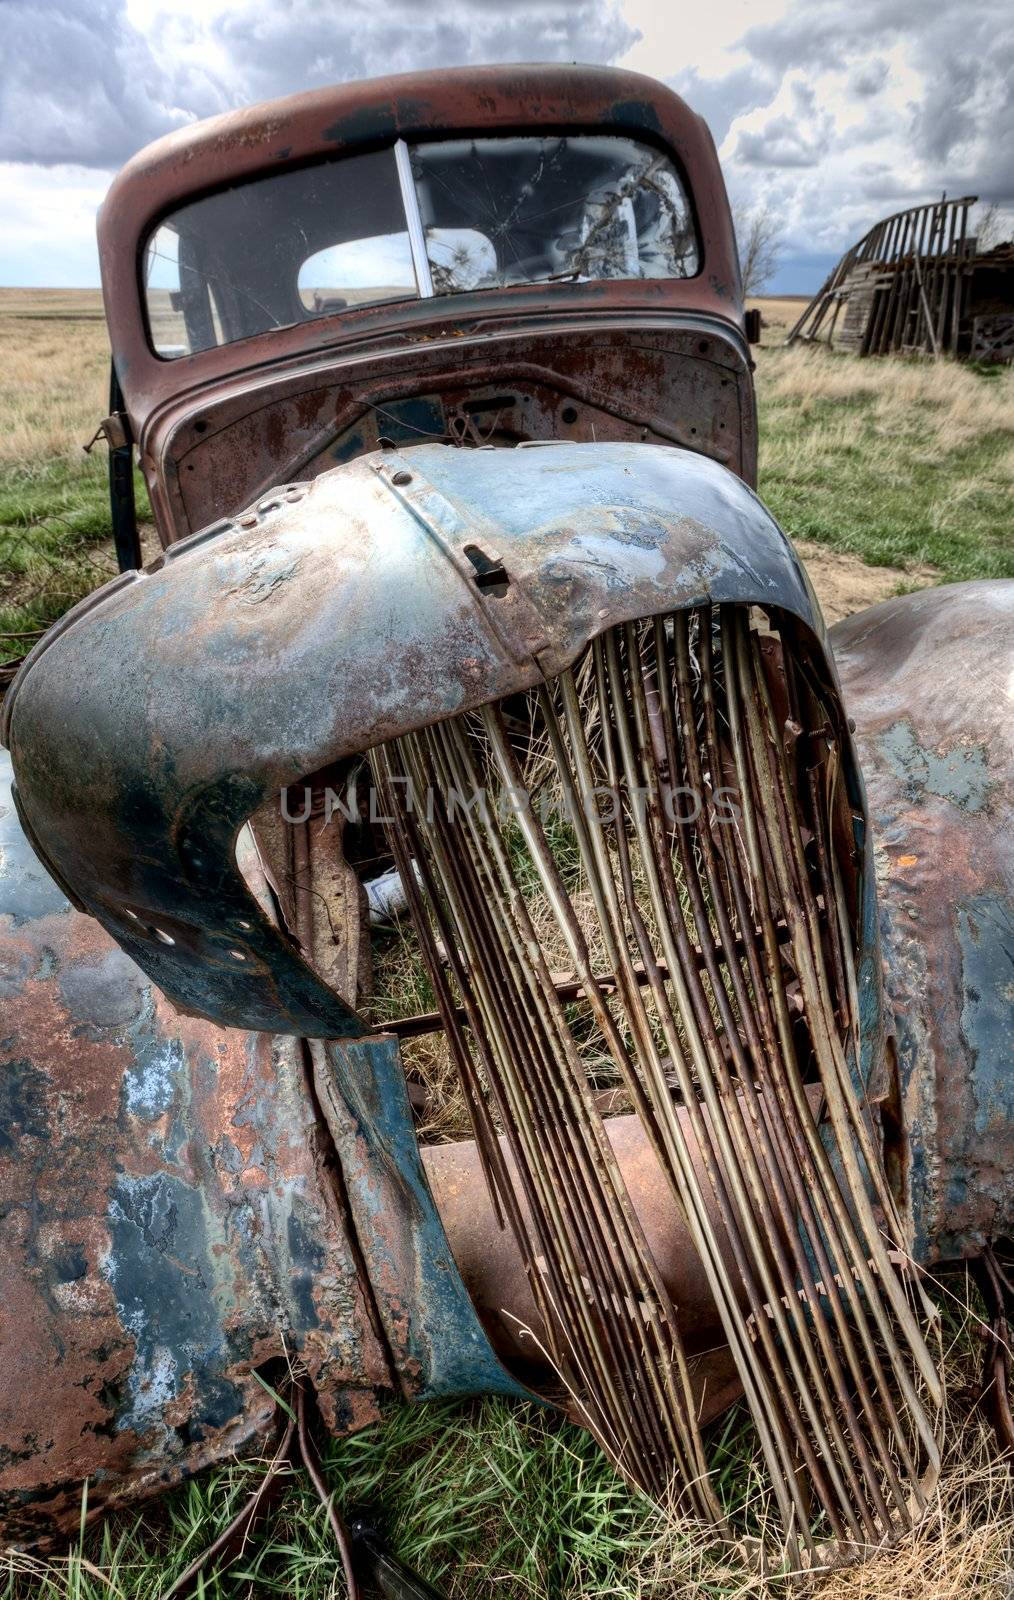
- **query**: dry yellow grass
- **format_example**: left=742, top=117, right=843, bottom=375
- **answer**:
left=0, top=289, right=109, bottom=463
left=748, top=295, right=811, bottom=340
left=623, top=1297, right=1014, bottom=1600
left=760, top=341, right=1014, bottom=449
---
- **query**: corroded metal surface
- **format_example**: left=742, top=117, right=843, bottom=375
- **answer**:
left=832, top=581, right=1014, bottom=1262
left=423, top=1116, right=747, bottom=1428
left=3, top=441, right=823, bottom=1035
left=0, top=748, right=390, bottom=1546
left=312, top=1037, right=528, bottom=1405
left=157, top=324, right=755, bottom=544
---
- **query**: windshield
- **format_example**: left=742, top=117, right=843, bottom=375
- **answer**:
left=143, top=135, right=699, bottom=358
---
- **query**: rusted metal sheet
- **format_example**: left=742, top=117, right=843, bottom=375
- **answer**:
left=0, top=751, right=392, bottom=1547
left=831, top=581, right=1014, bottom=1262
left=2, top=441, right=823, bottom=1036
left=0, top=748, right=522, bottom=1550
left=423, top=1116, right=747, bottom=1429
left=312, top=1037, right=528, bottom=1405
left=158, top=324, right=754, bottom=542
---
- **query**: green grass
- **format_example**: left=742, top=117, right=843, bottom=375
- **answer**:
left=756, top=348, right=1014, bottom=583
left=3, top=1400, right=756, bottom=1600
left=0, top=456, right=150, bottom=664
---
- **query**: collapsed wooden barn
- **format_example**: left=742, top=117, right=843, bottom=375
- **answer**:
left=788, top=195, right=1014, bottom=361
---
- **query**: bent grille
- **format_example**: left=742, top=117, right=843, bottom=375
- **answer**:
left=373, top=602, right=939, bottom=1556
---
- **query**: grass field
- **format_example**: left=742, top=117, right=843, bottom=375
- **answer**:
left=1, top=291, right=1013, bottom=1598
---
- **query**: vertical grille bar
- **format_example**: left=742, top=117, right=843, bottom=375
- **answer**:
left=375, top=602, right=940, bottom=1561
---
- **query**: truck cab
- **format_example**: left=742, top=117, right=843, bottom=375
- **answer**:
left=98, top=65, right=754, bottom=548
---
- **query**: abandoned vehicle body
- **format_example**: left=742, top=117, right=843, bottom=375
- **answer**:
left=1, top=64, right=1012, bottom=1572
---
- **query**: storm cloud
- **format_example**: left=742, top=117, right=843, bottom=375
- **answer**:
left=0, top=0, right=637, bottom=169
left=651, top=0, right=1014, bottom=283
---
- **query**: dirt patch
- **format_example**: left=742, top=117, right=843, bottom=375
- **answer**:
left=792, top=538, right=937, bottom=624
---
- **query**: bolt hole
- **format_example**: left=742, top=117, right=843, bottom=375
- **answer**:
left=194, top=420, right=208, bottom=434
left=560, top=404, right=578, bottom=425
left=392, top=470, right=413, bottom=487
left=698, top=340, right=710, bottom=354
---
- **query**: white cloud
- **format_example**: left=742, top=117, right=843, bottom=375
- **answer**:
left=0, top=162, right=113, bottom=285
left=625, top=0, right=1014, bottom=287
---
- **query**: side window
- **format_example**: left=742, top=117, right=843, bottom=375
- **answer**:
left=144, top=225, right=187, bottom=358
left=144, top=222, right=224, bottom=357
left=143, top=146, right=415, bottom=359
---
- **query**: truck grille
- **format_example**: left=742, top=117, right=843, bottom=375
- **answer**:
left=373, top=601, right=939, bottom=1555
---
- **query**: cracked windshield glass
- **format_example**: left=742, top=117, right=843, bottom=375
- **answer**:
left=144, top=135, right=698, bottom=357
left=414, top=136, right=698, bottom=292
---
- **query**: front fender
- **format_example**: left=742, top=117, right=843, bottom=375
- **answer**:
left=3, top=440, right=825, bottom=1035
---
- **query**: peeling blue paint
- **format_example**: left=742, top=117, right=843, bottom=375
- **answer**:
left=122, top=1028, right=185, bottom=1121
left=957, top=894, right=1014, bottom=1137
left=104, top=1173, right=242, bottom=1439
left=879, top=719, right=994, bottom=813
left=320, top=1035, right=530, bottom=1404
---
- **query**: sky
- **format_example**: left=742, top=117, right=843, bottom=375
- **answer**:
left=0, top=0, right=1011, bottom=293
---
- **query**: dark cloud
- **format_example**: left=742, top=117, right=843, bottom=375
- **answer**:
left=848, top=58, right=889, bottom=98
left=0, top=0, right=221, bottom=167
left=735, top=118, right=826, bottom=167
left=0, top=0, right=637, bottom=170
left=911, top=26, right=1014, bottom=203
left=736, top=0, right=949, bottom=75
left=208, top=0, right=637, bottom=109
